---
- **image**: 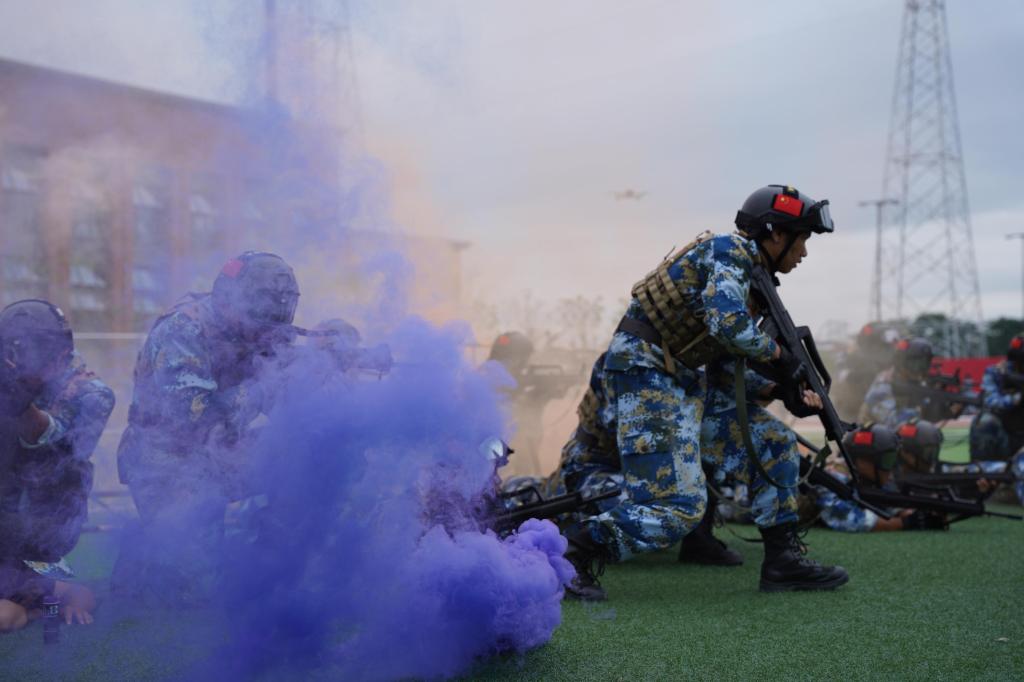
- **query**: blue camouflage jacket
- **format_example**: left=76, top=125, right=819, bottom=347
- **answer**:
left=117, top=295, right=275, bottom=493
left=980, top=360, right=1022, bottom=414
left=810, top=468, right=879, bottom=533
left=0, top=355, right=115, bottom=563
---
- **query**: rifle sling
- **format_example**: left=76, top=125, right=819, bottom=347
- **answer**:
left=734, top=358, right=822, bottom=490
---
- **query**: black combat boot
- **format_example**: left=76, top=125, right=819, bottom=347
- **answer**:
left=562, top=527, right=609, bottom=602
left=758, top=523, right=849, bottom=592
left=678, top=495, right=743, bottom=566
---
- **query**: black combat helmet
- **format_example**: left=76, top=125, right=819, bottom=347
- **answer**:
left=0, top=299, right=74, bottom=380
left=896, top=419, right=943, bottom=473
left=1007, top=334, right=1024, bottom=367
left=212, top=252, right=299, bottom=331
left=894, top=337, right=934, bottom=377
left=734, top=185, right=835, bottom=239
left=488, top=331, right=534, bottom=374
left=842, top=424, right=900, bottom=480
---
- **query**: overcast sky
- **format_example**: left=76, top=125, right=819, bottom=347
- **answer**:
left=1, top=0, right=1021, bottom=338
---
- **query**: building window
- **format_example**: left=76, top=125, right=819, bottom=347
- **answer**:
left=131, top=171, right=172, bottom=331
left=68, top=178, right=113, bottom=331
left=0, top=148, right=49, bottom=305
left=187, top=180, right=225, bottom=292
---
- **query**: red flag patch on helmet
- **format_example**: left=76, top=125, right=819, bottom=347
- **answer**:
left=1012, top=337, right=1023, bottom=350
left=896, top=339, right=910, bottom=351
left=772, top=193, right=804, bottom=217
left=497, top=335, right=509, bottom=345
left=220, top=258, right=245, bottom=278
left=853, top=430, right=874, bottom=446
left=898, top=423, right=918, bottom=438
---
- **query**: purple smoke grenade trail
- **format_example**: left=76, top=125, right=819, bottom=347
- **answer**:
left=212, top=317, right=572, bottom=680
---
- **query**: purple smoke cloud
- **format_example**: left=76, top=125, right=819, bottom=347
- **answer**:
left=204, top=317, right=571, bottom=680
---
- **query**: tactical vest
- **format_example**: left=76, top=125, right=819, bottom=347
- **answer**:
left=630, top=231, right=728, bottom=370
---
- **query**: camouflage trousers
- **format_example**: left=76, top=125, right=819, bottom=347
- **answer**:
left=559, top=367, right=799, bottom=562
left=969, top=412, right=1024, bottom=462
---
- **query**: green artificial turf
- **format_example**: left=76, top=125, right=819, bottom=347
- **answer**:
left=3, top=512, right=1020, bottom=681
left=468, top=505, right=1023, bottom=681
left=1, top=425, right=1020, bottom=681
left=939, top=428, right=972, bottom=464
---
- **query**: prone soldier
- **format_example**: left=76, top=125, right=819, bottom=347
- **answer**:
left=0, top=300, right=115, bottom=630
left=801, top=423, right=946, bottom=533
left=553, top=184, right=848, bottom=599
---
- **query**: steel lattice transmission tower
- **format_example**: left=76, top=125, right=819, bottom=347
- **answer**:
left=872, top=0, right=984, bottom=356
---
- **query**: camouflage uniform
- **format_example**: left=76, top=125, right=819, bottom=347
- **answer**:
left=805, top=468, right=879, bottom=533
left=859, top=368, right=921, bottom=428
left=0, top=355, right=114, bottom=599
left=115, top=294, right=275, bottom=601
left=969, top=361, right=1024, bottom=462
left=555, top=234, right=800, bottom=561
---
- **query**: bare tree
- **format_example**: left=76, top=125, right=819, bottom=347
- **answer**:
left=552, top=295, right=606, bottom=351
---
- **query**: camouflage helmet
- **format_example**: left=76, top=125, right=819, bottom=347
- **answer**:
left=734, top=184, right=835, bottom=240
left=212, top=252, right=299, bottom=331
left=842, top=423, right=900, bottom=475
left=488, top=331, right=534, bottom=372
left=894, top=337, right=934, bottom=376
left=896, top=419, right=944, bottom=473
left=0, top=299, right=74, bottom=380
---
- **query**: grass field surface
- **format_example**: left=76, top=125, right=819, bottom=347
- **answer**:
left=1, top=427, right=1020, bottom=681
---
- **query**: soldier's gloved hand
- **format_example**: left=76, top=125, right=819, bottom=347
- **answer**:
left=769, top=383, right=818, bottom=418
left=901, top=509, right=948, bottom=531
left=773, top=346, right=807, bottom=387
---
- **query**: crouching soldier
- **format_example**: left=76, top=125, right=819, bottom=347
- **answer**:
left=553, top=185, right=848, bottom=599
left=112, top=252, right=300, bottom=604
left=970, top=335, right=1024, bottom=464
left=0, top=300, right=114, bottom=630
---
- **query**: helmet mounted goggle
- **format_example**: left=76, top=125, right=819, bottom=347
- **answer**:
left=736, top=192, right=835, bottom=236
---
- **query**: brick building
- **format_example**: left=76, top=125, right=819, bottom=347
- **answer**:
left=0, top=57, right=467, bottom=490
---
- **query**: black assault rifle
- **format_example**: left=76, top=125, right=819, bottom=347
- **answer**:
left=793, top=433, right=1021, bottom=522
left=516, top=364, right=584, bottom=401
left=747, top=264, right=891, bottom=519
left=891, top=376, right=981, bottom=421
left=857, top=485, right=1022, bottom=523
left=493, top=485, right=621, bottom=534
left=897, top=469, right=1019, bottom=501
